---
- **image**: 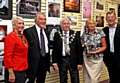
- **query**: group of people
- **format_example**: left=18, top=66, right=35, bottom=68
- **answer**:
left=3, top=11, right=120, bottom=83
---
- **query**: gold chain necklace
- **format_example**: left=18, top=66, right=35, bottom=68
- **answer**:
left=58, top=31, right=76, bottom=52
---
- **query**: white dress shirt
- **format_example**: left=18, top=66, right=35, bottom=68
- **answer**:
left=35, top=25, right=49, bottom=53
left=109, top=24, right=117, bottom=52
left=62, top=31, right=69, bottom=56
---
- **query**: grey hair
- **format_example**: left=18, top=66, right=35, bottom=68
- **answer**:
left=60, top=18, right=70, bottom=26
left=34, top=12, right=46, bottom=20
left=12, top=16, right=24, bottom=25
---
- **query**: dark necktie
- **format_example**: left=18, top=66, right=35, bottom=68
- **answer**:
left=40, top=29, right=46, bottom=57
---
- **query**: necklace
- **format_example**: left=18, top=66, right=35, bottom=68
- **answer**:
left=58, top=31, right=76, bottom=52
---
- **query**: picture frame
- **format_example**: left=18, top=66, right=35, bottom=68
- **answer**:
left=64, top=0, right=80, bottom=13
left=95, top=0, right=105, bottom=12
left=82, top=0, right=92, bottom=20
left=0, top=0, right=12, bottom=20
left=108, top=3, right=117, bottom=13
left=96, top=16, right=104, bottom=27
left=46, top=24, right=60, bottom=49
left=46, top=0, right=62, bottom=25
left=47, top=2, right=61, bottom=18
left=16, top=0, right=41, bottom=18
left=67, top=15, right=77, bottom=26
left=0, top=25, right=7, bottom=42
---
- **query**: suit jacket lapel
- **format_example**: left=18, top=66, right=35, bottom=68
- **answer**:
left=31, top=26, right=40, bottom=47
left=106, top=27, right=110, bottom=43
left=44, top=29, right=49, bottom=40
left=69, top=30, right=74, bottom=47
left=114, top=24, right=120, bottom=38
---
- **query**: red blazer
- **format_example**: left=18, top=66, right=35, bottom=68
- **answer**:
left=4, top=31, right=28, bottom=71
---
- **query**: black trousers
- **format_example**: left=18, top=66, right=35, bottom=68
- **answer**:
left=27, top=56, right=47, bottom=83
left=105, top=53, right=120, bottom=83
left=59, top=56, right=79, bottom=83
left=5, top=69, right=26, bottom=83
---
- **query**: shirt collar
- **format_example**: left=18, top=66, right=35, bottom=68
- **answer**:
left=62, top=30, right=69, bottom=34
left=35, top=24, right=46, bottom=31
left=108, top=23, right=117, bottom=28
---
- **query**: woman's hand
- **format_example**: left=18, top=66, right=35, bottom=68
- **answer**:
left=8, top=68, right=15, bottom=83
left=86, top=51, right=97, bottom=57
left=9, top=72, right=15, bottom=83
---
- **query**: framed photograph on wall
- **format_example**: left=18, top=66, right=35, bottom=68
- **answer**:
left=95, top=0, right=105, bottom=12
left=67, top=16, right=77, bottom=26
left=108, top=3, right=117, bottom=13
left=64, top=0, right=80, bottom=13
left=96, top=16, right=104, bottom=27
left=47, top=2, right=61, bottom=18
left=46, top=0, right=62, bottom=25
left=16, top=0, right=40, bottom=18
left=82, top=0, right=92, bottom=20
left=0, top=0, right=12, bottom=20
left=46, top=24, right=60, bottom=49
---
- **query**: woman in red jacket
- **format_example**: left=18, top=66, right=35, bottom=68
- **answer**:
left=4, top=16, right=28, bottom=83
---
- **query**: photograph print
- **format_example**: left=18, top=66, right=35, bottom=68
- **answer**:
left=64, top=0, right=80, bottom=13
left=96, top=16, right=104, bottom=27
left=46, top=24, right=60, bottom=48
left=0, top=25, right=7, bottom=42
left=47, top=2, right=61, bottom=18
left=0, top=0, right=12, bottom=19
left=108, top=3, right=117, bottom=14
left=95, top=0, right=105, bottom=12
left=82, top=0, right=92, bottom=20
left=67, top=16, right=77, bottom=26
left=109, top=8, right=115, bottom=12
left=16, top=0, right=40, bottom=18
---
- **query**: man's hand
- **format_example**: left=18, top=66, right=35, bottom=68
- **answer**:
left=53, top=64, right=59, bottom=72
left=77, top=65, right=82, bottom=70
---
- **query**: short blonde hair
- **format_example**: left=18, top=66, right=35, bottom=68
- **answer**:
left=12, top=16, right=24, bottom=25
left=85, top=18, right=96, bottom=28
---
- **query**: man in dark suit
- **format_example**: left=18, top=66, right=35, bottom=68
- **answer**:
left=23, top=12, right=50, bottom=83
left=102, top=11, right=120, bottom=83
left=52, top=18, right=83, bottom=83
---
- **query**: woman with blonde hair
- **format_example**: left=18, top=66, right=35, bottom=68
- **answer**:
left=4, top=16, right=28, bottom=83
left=81, top=18, right=106, bottom=83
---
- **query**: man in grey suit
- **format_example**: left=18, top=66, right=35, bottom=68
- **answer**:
left=23, top=12, right=50, bottom=83
left=52, top=18, right=83, bottom=83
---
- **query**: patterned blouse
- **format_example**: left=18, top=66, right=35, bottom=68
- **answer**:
left=81, top=29, right=106, bottom=59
